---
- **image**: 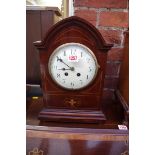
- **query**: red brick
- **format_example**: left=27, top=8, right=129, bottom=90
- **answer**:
left=99, top=30, right=122, bottom=45
left=107, top=48, right=123, bottom=61
left=99, top=12, right=129, bottom=28
left=105, top=62, right=121, bottom=76
left=74, top=10, right=97, bottom=26
left=74, top=0, right=128, bottom=9
left=104, top=78, right=119, bottom=89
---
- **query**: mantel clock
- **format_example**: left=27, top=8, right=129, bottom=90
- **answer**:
left=34, top=16, right=113, bottom=123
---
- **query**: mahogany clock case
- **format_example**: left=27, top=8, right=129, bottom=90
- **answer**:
left=34, top=16, right=113, bottom=123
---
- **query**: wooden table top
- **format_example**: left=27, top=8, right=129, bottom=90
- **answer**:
left=26, top=97, right=128, bottom=155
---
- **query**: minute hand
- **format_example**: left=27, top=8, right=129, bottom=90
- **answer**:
left=57, top=56, right=74, bottom=71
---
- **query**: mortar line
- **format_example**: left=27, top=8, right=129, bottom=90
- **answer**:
left=74, top=7, right=128, bottom=12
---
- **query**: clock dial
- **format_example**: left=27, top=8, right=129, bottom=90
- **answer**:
left=48, top=43, right=99, bottom=90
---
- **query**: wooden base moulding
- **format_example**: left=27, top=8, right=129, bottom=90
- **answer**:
left=38, top=108, right=106, bottom=123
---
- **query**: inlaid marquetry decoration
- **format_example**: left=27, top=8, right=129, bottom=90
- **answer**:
left=64, top=97, right=81, bottom=108
left=121, top=150, right=129, bottom=155
left=125, top=139, right=129, bottom=145
left=28, top=148, right=44, bottom=155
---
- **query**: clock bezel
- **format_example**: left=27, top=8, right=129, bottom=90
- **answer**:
left=48, top=42, right=100, bottom=90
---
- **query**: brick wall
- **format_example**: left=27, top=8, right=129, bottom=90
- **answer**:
left=74, top=0, right=129, bottom=100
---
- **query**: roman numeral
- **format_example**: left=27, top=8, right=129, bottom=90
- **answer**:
left=64, top=51, right=66, bottom=56
left=56, top=56, right=59, bottom=61
left=87, top=75, right=89, bottom=79
left=53, top=65, right=57, bottom=69
left=89, top=67, right=92, bottom=72
left=81, top=52, right=83, bottom=57
left=80, top=80, right=82, bottom=84
left=71, top=82, right=74, bottom=86
left=86, top=58, right=90, bottom=63
left=57, top=73, right=60, bottom=78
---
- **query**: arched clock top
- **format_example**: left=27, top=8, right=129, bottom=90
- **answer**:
left=34, top=16, right=113, bottom=51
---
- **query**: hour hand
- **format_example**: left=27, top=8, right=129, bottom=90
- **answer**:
left=58, top=68, right=75, bottom=71
left=58, top=68, right=71, bottom=71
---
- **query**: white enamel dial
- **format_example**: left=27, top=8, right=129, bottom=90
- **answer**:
left=48, top=43, right=99, bottom=90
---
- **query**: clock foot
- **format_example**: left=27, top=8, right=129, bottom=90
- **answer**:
left=38, top=108, right=106, bottom=124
